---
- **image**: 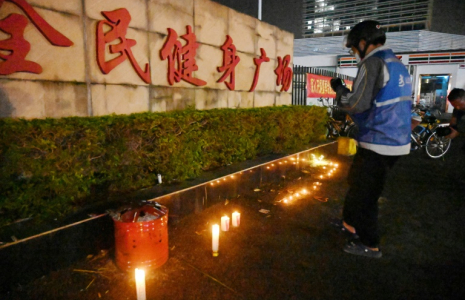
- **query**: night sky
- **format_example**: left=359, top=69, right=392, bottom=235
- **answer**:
left=212, top=0, right=303, bottom=38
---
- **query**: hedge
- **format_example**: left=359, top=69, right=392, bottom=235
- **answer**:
left=0, top=106, right=327, bottom=226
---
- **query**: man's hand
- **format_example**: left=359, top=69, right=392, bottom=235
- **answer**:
left=330, top=78, right=344, bottom=92
left=445, top=126, right=460, bottom=139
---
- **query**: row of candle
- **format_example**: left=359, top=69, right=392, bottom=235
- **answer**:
left=281, top=161, right=339, bottom=204
left=134, top=158, right=338, bottom=299
left=207, top=159, right=340, bottom=196
left=212, top=211, right=240, bottom=257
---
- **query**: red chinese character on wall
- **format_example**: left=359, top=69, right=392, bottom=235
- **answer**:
left=274, top=55, right=292, bottom=92
left=96, top=8, right=151, bottom=84
left=0, top=14, right=41, bottom=74
left=249, top=48, right=269, bottom=92
left=160, top=25, right=206, bottom=86
left=217, top=35, right=240, bottom=90
left=0, top=0, right=73, bottom=75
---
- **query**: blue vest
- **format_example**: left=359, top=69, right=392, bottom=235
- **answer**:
left=352, top=49, right=412, bottom=155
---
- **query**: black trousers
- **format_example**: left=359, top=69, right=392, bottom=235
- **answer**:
left=343, top=147, right=400, bottom=248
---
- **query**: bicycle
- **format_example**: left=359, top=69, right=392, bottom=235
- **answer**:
left=410, top=114, right=451, bottom=158
left=317, top=97, right=357, bottom=139
left=412, top=103, right=442, bottom=119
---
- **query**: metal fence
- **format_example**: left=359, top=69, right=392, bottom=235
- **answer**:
left=292, top=65, right=354, bottom=106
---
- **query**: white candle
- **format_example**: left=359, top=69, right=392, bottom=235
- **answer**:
left=212, top=224, right=219, bottom=256
left=135, top=268, right=146, bottom=300
left=221, top=216, right=230, bottom=231
left=232, top=212, right=240, bottom=227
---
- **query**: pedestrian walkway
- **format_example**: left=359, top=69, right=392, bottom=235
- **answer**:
left=2, top=137, right=464, bottom=300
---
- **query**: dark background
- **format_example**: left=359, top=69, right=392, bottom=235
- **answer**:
left=213, top=0, right=465, bottom=38
left=212, top=0, right=303, bottom=38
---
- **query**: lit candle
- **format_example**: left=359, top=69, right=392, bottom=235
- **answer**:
left=232, top=212, right=241, bottom=227
left=135, top=268, right=146, bottom=300
left=221, top=216, right=230, bottom=231
left=212, top=224, right=219, bottom=256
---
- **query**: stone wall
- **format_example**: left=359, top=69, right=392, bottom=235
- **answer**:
left=0, top=0, right=293, bottom=119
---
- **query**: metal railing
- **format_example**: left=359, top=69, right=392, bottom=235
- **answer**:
left=292, top=65, right=354, bottom=105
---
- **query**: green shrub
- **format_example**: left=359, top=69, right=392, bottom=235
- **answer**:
left=0, top=106, right=327, bottom=225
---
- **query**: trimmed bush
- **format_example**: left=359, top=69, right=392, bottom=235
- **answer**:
left=0, top=106, right=327, bottom=225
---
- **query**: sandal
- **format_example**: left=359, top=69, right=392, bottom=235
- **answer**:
left=343, top=239, right=382, bottom=258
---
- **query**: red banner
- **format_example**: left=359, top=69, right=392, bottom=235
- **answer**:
left=307, top=73, right=353, bottom=98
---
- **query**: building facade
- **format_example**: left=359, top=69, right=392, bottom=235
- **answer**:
left=296, top=0, right=465, bottom=113
left=302, top=0, right=465, bottom=38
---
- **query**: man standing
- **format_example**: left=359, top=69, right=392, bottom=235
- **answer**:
left=445, top=88, right=465, bottom=144
left=330, top=20, right=412, bottom=258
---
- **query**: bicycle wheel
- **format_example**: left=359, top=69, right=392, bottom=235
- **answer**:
left=425, top=132, right=451, bottom=158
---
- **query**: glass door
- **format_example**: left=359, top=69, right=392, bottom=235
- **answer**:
left=418, top=74, right=450, bottom=113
